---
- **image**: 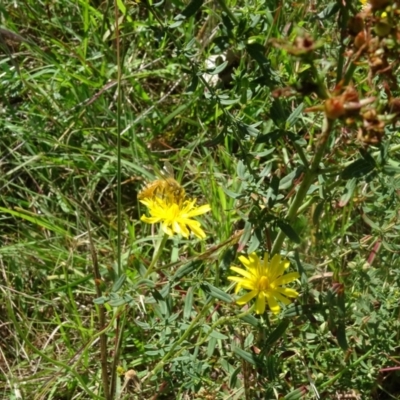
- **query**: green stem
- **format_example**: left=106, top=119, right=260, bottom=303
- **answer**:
left=144, top=233, right=169, bottom=278
left=320, top=347, right=374, bottom=389
left=115, top=0, right=123, bottom=279
left=271, top=117, right=334, bottom=255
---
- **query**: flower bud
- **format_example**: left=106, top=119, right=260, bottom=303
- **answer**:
left=325, top=98, right=345, bottom=119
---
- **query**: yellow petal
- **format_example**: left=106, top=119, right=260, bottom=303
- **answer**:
left=141, top=215, right=160, bottom=224
left=236, top=290, right=258, bottom=305
left=230, top=266, right=253, bottom=279
left=271, top=290, right=292, bottom=305
left=273, top=272, right=300, bottom=286
left=265, top=292, right=280, bottom=314
left=238, top=255, right=251, bottom=268
left=276, top=287, right=299, bottom=298
left=255, top=293, right=266, bottom=314
left=186, top=203, right=211, bottom=217
left=161, top=223, right=173, bottom=236
left=227, top=276, right=246, bottom=283
left=189, top=223, right=206, bottom=239
left=269, top=254, right=286, bottom=281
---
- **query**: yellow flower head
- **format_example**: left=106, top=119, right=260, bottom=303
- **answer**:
left=140, top=197, right=211, bottom=239
left=228, top=252, right=300, bottom=315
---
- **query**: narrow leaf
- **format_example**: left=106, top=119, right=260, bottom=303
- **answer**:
left=184, top=287, right=194, bottom=319
left=277, top=220, right=301, bottom=244
left=264, top=319, right=290, bottom=349
left=232, top=346, right=258, bottom=366
left=339, top=178, right=356, bottom=207
left=180, top=0, right=204, bottom=18
left=111, top=274, right=126, bottom=293
left=341, top=158, right=375, bottom=179
left=201, top=282, right=232, bottom=303
left=173, top=260, right=202, bottom=280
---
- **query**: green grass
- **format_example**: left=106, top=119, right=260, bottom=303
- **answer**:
left=1, top=0, right=400, bottom=399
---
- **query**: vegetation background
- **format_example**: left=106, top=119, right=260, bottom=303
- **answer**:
left=1, top=0, right=400, bottom=399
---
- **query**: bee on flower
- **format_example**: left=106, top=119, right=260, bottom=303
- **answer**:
left=138, top=177, right=186, bottom=205
left=138, top=163, right=211, bottom=239
left=228, top=252, right=300, bottom=315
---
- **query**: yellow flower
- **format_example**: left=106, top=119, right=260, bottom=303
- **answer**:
left=140, top=197, right=211, bottom=239
left=228, top=252, right=300, bottom=314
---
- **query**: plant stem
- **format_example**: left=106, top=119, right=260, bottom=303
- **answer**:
left=320, top=347, right=374, bottom=389
left=144, top=233, right=169, bottom=278
left=271, top=117, right=334, bottom=255
left=87, top=215, right=110, bottom=400
left=115, top=0, right=122, bottom=279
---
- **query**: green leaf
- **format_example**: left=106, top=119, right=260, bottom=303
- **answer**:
left=0, top=207, right=70, bottom=237
left=229, top=366, right=241, bottom=388
left=264, top=319, right=290, bottom=349
left=246, top=42, right=268, bottom=66
left=339, top=178, right=356, bottom=207
left=232, top=346, right=259, bottom=366
left=175, top=0, right=204, bottom=20
left=240, top=314, right=261, bottom=327
left=136, top=279, right=156, bottom=288
left=222, top=187, right=242, bottom=199
left=93, top=296, right=108, bottom=305
left=312, top=201, right=325, bottom=225
left=279, top=169, right=298, bottom=190
left=208, top=330, right=229, bottom=340
left=201, top=282, right=232, bottom=303
left=184, top=287, right=194, bottom=319
left=362, top=213, right=381, bottom=231
left=286, top=103, right=304, bottom=127
left=284, top=387, right=308, bottom=400
left=277, top=220, right=301, bottom=244
left=180, top=0, right=204, bottom=18
left=207, top=60, right=228, bottom=75
left=207, top=337, right=217, bottom=357
left=341, top=158, right=375, bottom=179
left=108, top=296, right=127, bottom=307
left=336, top=319, right=348, bottom=351
left=173, top=260, right=202, bottom=280
left=163, top=103, right=191, bottom=125
left=316, top=2, right=340, bottom=19
left=202, top=131, right=225, bottom=147
left=238, top=221, right=252, bottom=252
left=111, top=274, right=126, bottom=293
left=282, top=303, right=322, bottom=318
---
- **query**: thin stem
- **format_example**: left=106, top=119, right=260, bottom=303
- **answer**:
left=110, top=311, right=127, bottom=397
left=115, top=0, right=122, bottom=278
left=87, top=215, right=110, bottom=400
left=144, top=233, right=169, bottom=278
left=320, top=347, right=374, bottom=389
left=271, top=117, right=334, bottom=255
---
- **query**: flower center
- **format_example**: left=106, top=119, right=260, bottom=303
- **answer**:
left=259, top=276, right=270, bottom=291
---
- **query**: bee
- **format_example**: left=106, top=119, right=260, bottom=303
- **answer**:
left=138, top=161, right=185, bottom=204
